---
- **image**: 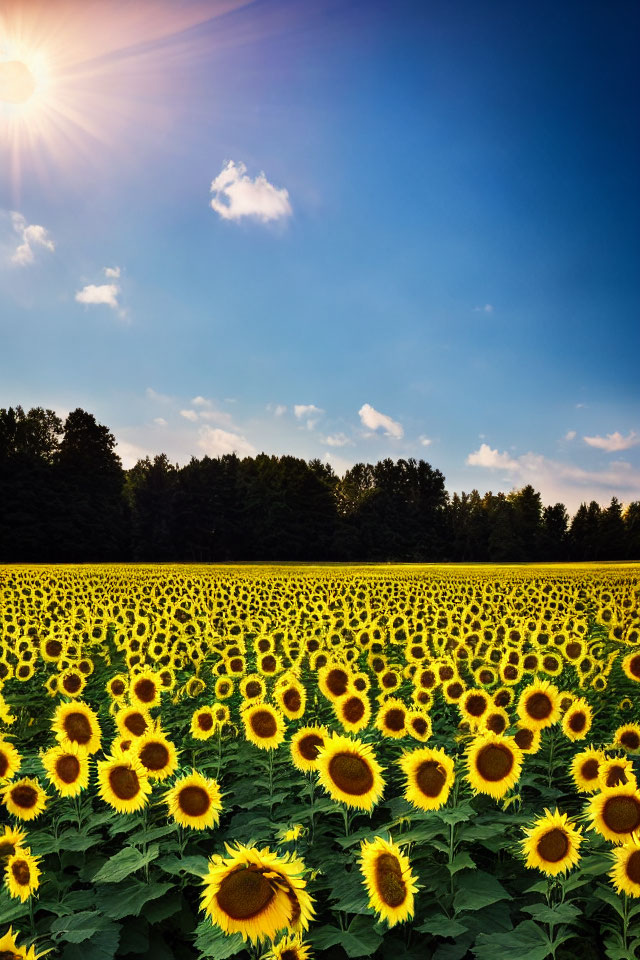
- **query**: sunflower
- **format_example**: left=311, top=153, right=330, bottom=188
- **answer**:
left=0, top=926, right=47, bottom=960
left=561, top=699, right=593, bottom=742
left=276, top=679, right=306, bottom=721
left=243, top=704, right=286, bottom=751
left=398, top=746, right=454, bottom=811
left=521, top=808, right=582, bottom=876
left=406, top=710, right=432, bottom=742
left=116, top=706, right=152, bottom=740
left=263, top=934, right=313, bottom=960
left=460, top=690, right=490, bottom=729
left=106, top=675, right=128, bottom=702
left=465, top=732, right=523, bottom=799
left=191, top=706, right=217, bottom=741
left=97, top=751, right=151, bottom=814
left=493, top=687, right=514, bottom=709
left=41, top=743, right=89, bottom=797
left=290, top=726, right=329, bottom=773
left=334, top=693, right=371, bottom=734
left=5, top=848, right=41, bottom=901
left=213, top=703, right=231, bottom=729
left=598, top=757, right=638, bottom=792
left=621, top=652, right=640, bottom=683
left=588, top=784, right=640, bottom=844
left=610, top=835, right=640, bottom=897
left=513, top=725, right=541, bottom=754
left=613, top=723, right=640, bottom=755
left=376, top=699, right=408, bottom=739
left=215, top=677, right=234, bottom=700
left=316, top=732, right=385, bottom=811
left=129, top=669, right=162, bottom=709
left=441, top=679, right=466, bottom=704
left=2, top=778, right=47, bottom=821
left=318, top=664, right=351, bottom=701
left=52, top=701, right=102, bottom=755
left=359, top=836, right=417, bottom=927
left=0, top=739, right=21, bottom=782
left=241, top=674, right=266, bottom=702
left=0, top=826, right=27, bottom=861
left=58, top=666, right=86, bottom=698
left=571, top=747, right=604, bottom=793
left=133, top=731, right=179, bottom=781
left=200, top=843, right=314, bottom=943
left=165, top=771, right=222, bottom=830
left=516, top=681, right=561, bottom=731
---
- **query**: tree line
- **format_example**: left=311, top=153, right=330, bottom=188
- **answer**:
left=1, top=405, right=638, bottom=563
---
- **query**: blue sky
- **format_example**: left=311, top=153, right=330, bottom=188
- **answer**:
left=1, top=0, right=638, bottom=511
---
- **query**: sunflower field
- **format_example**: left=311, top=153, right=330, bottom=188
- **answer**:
left=0, top=563, right=639, bottom=960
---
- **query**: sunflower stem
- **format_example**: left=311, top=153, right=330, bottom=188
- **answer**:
left=622, top=891, right=629, bottom=951
left=73, top=793, right=82, bottom=831
left=268, top=749, right=275, bottom=817
left=29, top=894, right=35, bottom=937
left=215, top=729, right=222, bottom=781
left=308, top=773, right=316, bottom=843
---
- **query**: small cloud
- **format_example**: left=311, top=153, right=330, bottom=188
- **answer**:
left=323, top=451, right=351, bottom=476
left=10, top=212, right=55, bottom=265
left=192, top=396, right=211, bottom=408
left=153, top=417, right=168, bottom=427
left=466, top=443, right=518, bottom=471
left=564, top=430, right=577, bottom=441
left=473, top=304, right=494, bottom=314
left=210, top=160, right=292, bottom=224
left=576, top=403, right=586, bottom=409
left=419, top=435, right=432, bottom=447
left=198, top=425, right=256, bottom=458
left=104, top=266, right=120, bottom=278
left=180, top=409, right=199, bottom=422
left=75, top=283, right=120, bottom=310
left=358, top=403, right=403, bottom=439
left=199, top=409, right=234, bottom=427
left=584, top=431, right=639, bottom=453
left=267, top=403, right=287, bottom=417
left=323, top=432, right=351, bottom=447
left=146, top=387, right=172, bottom=404
left=294, top=404, right=323, bottom=429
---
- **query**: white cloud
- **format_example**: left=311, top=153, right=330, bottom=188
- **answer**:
left=564, top=430, right=577, bottom=441
left=104, top=266, right=120, bottom=278
left=199, top=409, right=234, bottom=427
left=180, top=409, right=199, bottom=422
left=192, top=396, right=211, bottom=407
left=473, top=304, right=494, bottom=314
left=153, top=417, right=168, bottom=427
left=75, top=283, right=120, bottom=309
left=146, top=387, right=172, bottom=404
left=419, top=435, right=432, bottom=447
left=267, top=403, right=287, bottom=416
left=210, top=160, right=292, bottom=224
left=358, top=403, right=404, bottom=439
left=116, top=439, right=152, bottom=469
left=10, top=212, right=55, bottom=265
left=466, top=444, right=518, bottom=470
left=583, top=431, right=639, bottom=453
left=198, top=425, right=256, bottom=458
left=323, top=451, right=352, bottom=476
left=323, top=432, right=351, bottom=447
left=294, top=404, right=323, bottom=429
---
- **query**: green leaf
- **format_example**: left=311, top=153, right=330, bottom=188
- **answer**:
left=473, top=920, right=555, bottom=960
left=522, top=902, right=581, bottom=925
left=143, top=890, right=185, bottom=925
left=453, top=870, right=510, bottom=912
left=99, top=880, right=173, bottom=920
left=156, top=853, right=209, bottom=877
left=59, top=926, right=121, bottom=960
left=595, top=884, right=626, bottom=919
left=51, top=910, right=119, bottom=944
left=447, top=852, right=475, bottom=875
left=0, top=894, right=30, bottom=925
left=194, top=920, right=245, bottom=960
left=310, top=916, right=384, bottom=958
left=92, top=844, right=160, bottom=884
left=416, top=914, right=468, bottom=938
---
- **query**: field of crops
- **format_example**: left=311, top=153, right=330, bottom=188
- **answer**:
left=0, top=564, right=639, bottom=960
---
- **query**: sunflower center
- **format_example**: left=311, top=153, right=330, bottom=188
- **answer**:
left=479, top=670, right=494, bottom=685
left=328, top=752, right=375, bottom=795
left=384, top=708, right=405, bottom=732
left=64, top=711, right=92, bottom=744
left=124, top=713, right=148, bottom=737
left=411, top=717, right=429, bottom=736
left=415, top=760, right=446, bottom=797
left=0, top=752, right=8, bottom=778
left=447, top=682, right=463, bottom=698
left=283, top=689, right=301, bottom=713
left=108, top=766, right=141, bottom=800
left=565, top=642, right=581, bottom=658
left=466, top=695, right=487, bottom=717
left=343, top=697, right=365, bottom=723
left=514, top=728, right=534, bottom=750
left=56, top=755, right=81, bottom=784
left=134, top=679, right=156, bottom=703
left=503, top=665, right=518, bottom=680
left=63, top=674, right=82, bottom=693
left=537, top=828, right=569, bottom=863
left=46, top=639, right=63, bottom=657
left=375, top=853, right=407, bottom=908
left=298, top=733, right=323, bottom=761
left=11, top=859, right=30, bottom=886
left=178, top=785, right=211, bottom=817
left=0, top=949, right=23, bottom=960
left=139, top=742, right=170, bottom=771
left=111, top=680, right=126, bottom=697
left=0, top=842, right=16, bottom=858
left=216, top=865, right=275, bottom=920
left=568, top=712, right=587, bottom=733
left=581, top=758, right=599, bottom=780
left=602, top=796, right=640, bottom=834
left=261, top=656, right=277, bottom=673
left=197, top=713, right=214, bottom=731
left=11, top=785, right=37, bottom=809
left=250, top=710, right=277, bottom=739
left=280, top=950, right=299, bottom=960
left=245, top=681, right=262, bottom=698
left=629, top=656, right=640, bottom=678
left=606, top=766, right=628, bottom=788
left=621, top=731, right=640, bottom=750
left=326, top=669, right=349, bottom=696
left=626, top=850, right=640, bottom=885
left=487, top=714, right=507, bottom=734
left=525, top=692, right=553, bottom=720
left=475, top=744, right=514, bottom=781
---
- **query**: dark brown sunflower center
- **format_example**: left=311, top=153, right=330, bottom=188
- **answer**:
left=621, top=731, right=640, bottom=750
left=326, top=669, right=349, bottom=696
left=216, top=865, right=275, bottom=920
left=45, top=639, right=63, bottom=657
left=134, top=679, right=156, bottom=703
left=419, top=670, right=436, bottom=689
left=487, top=713, right=507, bottom=734
left=229, top=658, right=243, bottom=672
left=64, top=711, right=92, bottom=744
left=11, top=785, right=37, bottom=809
left=543, top=657, right=559, bottom=671
left=261, top=656, right=277, bottom=674
left=178, top=785, right=211, bottom=817
left=503, top=665, right=518, bottom=680
left=629, top=656, right=640, bottom=679
left=0, top=752, right=8, bottom=778
left=0, top=950, right=22, bottom=960
left=439, top=666, right=454, bottom=681
left=514, top=728, right=534, bottom=750
left=537, top=828, right=569, bottom=863
left=447, top=682, right=463, bottom=699
left=63, top=673, right=82, bottom=693
left=124, top=713, right=148, bottom=737
left=328, top=752, right=375, bottom=795
left=466, top=695, right=487, bottom=717
left=566, top=642, right=581, bottom=658
left=343, top=697, right=365, bottom=723
left=415, top=760, right=446, bottom=797
left=283, top=689, right=301, bottom=713
left=245, top=681, right=262, bottom=699
left=11, top=859, right=30, bottom=886
left=475, top=744, right=514, bottom=782
left=523, top=656, right=538, bottom=670
left=602, top=796, right=640, bottom=834
left=108, top=766, right=141, bottom=801
left=280, top=950, right=299, bottom=960
left=197, top=713, right=214, bottom=731
left=568, top=711, right=587, bottom=733
left=375, top=852, right=407, bottom=908
left=139, top=742, right=170, bottom=771
left=382, top=672, right=398, bottom=689
left=56, top=755, right=81, bottom=784
left=250, top=710, right=277, bottom=739
left=626, top=850, right=640, bottom=885
left=411, top=717, right=429, bottom=736
left=298, top=733, right=323, bottom=761
left=606, top=766, right=628, bottom=788
left=479, top=670, right=494, bottom=685
left=526, top=692, right=553, bottom=720
left=218, top=682, right=231, bottom=696
left=384, top=708, right=405, bottom=732
left=111, top=680, right=125, bottom=697
left=0, top=842, right=16, bottom=858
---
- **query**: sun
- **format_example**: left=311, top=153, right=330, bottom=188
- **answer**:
left=0, top=60, right=37, bottom=104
